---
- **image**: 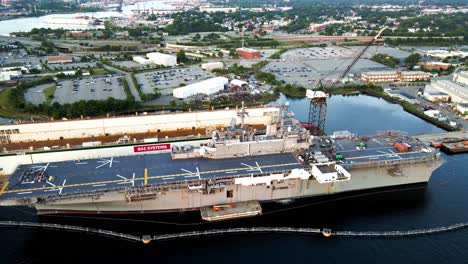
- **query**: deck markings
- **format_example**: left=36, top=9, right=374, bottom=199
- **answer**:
left=242, top=162, right=263, bottom=173
left=76, top=162, right=88, bottom=165
left=0, top=182, right=9, bottom=196
left=255, top=162, right=263, bottom=174
left=17, top=192, right=32, bottom=195
left=93, top=184, right=107, bottom=187
left=116, top=173, right=135, bottom=186
left=59, top=179, right=66, bottom=194
left=2, top=162, right=301, bottom=195
left=181, top=167, right=201, bottom=180
left=96, top=158, right=119, bottom=169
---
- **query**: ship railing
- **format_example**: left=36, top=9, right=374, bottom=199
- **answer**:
left=23, top=168, right=300, bottom=203
left=345, top=155, right=438, bottom=169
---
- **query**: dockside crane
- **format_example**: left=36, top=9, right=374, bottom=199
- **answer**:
left=116, top=0, right=124, bottom=12
left=306, top=27, right=387, bottom=136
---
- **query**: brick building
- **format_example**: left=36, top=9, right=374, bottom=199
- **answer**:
left=236, top=48, right=261, bottom=59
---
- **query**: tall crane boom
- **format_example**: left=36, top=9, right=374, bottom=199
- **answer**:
left=306, top=27, right=387, bottom=136
left=329, top=27, right=387, bottom=89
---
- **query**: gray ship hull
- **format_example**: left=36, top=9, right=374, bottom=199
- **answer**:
left=35, top=160, right=441, bottom=215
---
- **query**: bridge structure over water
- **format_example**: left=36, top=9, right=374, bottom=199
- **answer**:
left=1, top=221, right=468, bottom=244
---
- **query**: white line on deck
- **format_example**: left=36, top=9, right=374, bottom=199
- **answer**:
left=225, top=171, right=238, bottom=174
left=240, top=163, right=253, bottom=168
left=181, top=169, right=192, bottom=174
left=46, top=181, right=56, bottom=187
left=93, top=184, right=107, bottom=187
left=116, top=174, right=127, bottom=181
left=76, top=162, right=88, bottom=165
left=59, top=180, right=66, bottom=195
left=17, top=192, right=32, bottom=195
left=162, top=177, right=174, bottom=180
left=255, top=162, right=263, bottom=174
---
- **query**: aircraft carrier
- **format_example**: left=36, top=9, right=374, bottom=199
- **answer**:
left=0, top=102, right=443, bottom=219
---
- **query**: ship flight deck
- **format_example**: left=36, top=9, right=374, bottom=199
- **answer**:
left=0, top=153, right=302, bottom=200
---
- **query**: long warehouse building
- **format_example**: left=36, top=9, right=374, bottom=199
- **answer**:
left=0, top=107, right=279, bottom=143
left=173, top=77, right=228, bottom=99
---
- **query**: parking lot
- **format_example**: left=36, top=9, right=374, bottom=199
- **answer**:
left=263, top=46, right=392, bottom=87
left=135, top=66, right=214, bottom=95
left=25, top=75, right=127, bottom=105
left=24, top=83, right=51, bottom=105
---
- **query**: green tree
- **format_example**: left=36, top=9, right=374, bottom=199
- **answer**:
left=404, top=53, right=422, bottom=68
left=177, top=50, right=189, bottom=64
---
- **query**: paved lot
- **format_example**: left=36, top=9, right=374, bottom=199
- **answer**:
left=113, top=60, right=141, bottom=69
left=24, top=83, right=53, bottom=105
left=25, top=76, right=127, bottom=105
left=0, top=52, right=41, bottom=67
left=349, top=46, right=411, bottom=60
left=264, top=57, right=391, bottom=87
left=135, top=66, right=214, bottom=95
left=54, top=76, right=127, bottom=104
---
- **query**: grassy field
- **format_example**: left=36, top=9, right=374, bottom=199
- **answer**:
left=0, top=89, right=16, bottom=118
left=43, top=85, right=56, bottom=105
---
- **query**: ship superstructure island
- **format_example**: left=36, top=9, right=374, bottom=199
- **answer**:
left=0, top=94, right=442, bottom=219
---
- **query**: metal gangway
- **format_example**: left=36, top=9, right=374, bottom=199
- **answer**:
left=1, top=221, right=468, bottom=244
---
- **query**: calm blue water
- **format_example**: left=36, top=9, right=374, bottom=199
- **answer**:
left=1, top=95, right=468, bottom=263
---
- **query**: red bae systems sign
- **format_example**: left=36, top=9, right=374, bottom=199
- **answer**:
left=133, top=143, right=171, bottom=153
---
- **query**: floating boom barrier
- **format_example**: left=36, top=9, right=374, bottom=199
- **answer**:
left=1, top=221, right=468, bottom=244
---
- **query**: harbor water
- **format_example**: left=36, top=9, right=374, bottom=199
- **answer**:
left=1, top=94, right=468, bottom=263
left=0, top=0, right=176, bottom=36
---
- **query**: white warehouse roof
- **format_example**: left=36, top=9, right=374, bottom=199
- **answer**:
left=173, top=77, right=228, bottom=99
left=145, top=52, right=177, bottom=66
left=230, top=79, right=248, bottom=86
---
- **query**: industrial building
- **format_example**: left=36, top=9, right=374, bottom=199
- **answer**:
left=236, top=48, right=261, bottom=59
left=0, top=70, right=21, bottom=81
left=199, top=6, right=238, bottom=13
left=172, top=77, right=228, bottom=99
left=399, top=71, right=431, bottom=82
left=133, top=52, right=177, bottom=66
left=428, top=80, right=468, bottom=103
left=133, top=56, right=151, bottom=65
left=423, top=85, right=450, bottom=102
left=453, top=71, right=468, bottom=86
left=419, top=61, right=452, bottom=71
left=47, top=55, right=73, bottom=64
left=361, top=71, right=430, bottom=83
left=457, top=103, right=468, bottom=115
left=361, top=71, right=399, bottom=83
left=308, top=21, right=345, bottom=32
left=64, top=31, right=93, bottom=38
left=201, top=62, right=224, bottom=71
left=426, top=49, right=468, bottom=59
left=0, top=106, right=278, bottom=143
left=147, top=52, right=177, bottom=66
left=230, top=79, right=248, bottom=87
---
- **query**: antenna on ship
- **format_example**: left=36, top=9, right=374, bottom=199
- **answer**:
left=237, top=101, right=248, bottom=128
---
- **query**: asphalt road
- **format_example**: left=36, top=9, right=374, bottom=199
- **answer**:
left=103, top=64, right=141, bottom=102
